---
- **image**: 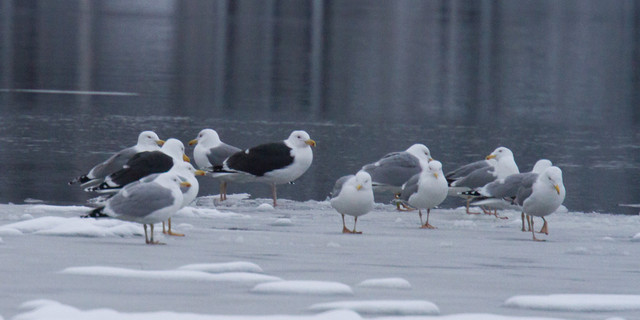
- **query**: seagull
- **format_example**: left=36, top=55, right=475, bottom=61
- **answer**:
left=189, top=129, right=241, bottom=201
left=160, top=162, right=205, bottom=236
left=514, top=166, right=566, bottom=241
left=447, top=146, right=519, bottom=215
left=330, top=171, right=374, bottom=234
left=90, top=172, right=191, bottom=245
left=361, top=144, right=432, bottom=208
left=212, top=130, right=315, bottom=207
left=87, top=138, right=190, bottom=193
left=467, top=159, right=552, bottom=230
left=69, top=131, right=164, bottom=187
left=398, top=160, right=448, bottom=229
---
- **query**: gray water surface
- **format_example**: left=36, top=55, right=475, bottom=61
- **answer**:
left=0, top=0, right=639, bottom=214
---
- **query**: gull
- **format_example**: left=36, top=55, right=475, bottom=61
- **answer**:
left=189, top=129, right=241, bottom=201
left=398, top=160, right=448, bottom=229
left=69, top=131, right=164, bottom=187
left=330, top=171, right=374, bottom=234
left=212, top=130, right=315, bottom=207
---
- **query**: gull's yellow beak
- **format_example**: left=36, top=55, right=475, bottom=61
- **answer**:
left=428, top=157, right=434, bottom=162
left=180, top=181, right=191, bottom=188
left=183, top=154, right=191, bottom=162
left=356, top=184, right=362, bottom=191
left=188, top=139, right=198, bottom=146
left=486, top=154, right=497, bottom=160
left=433, top=173, right=439, bottom=179
left=554, top=184, right=560, bottom=195
left=194, top=170, right=206, bottom=176
left=156, top=140, right=165, bottom=146
left=306, top=139, right=316, bottom=147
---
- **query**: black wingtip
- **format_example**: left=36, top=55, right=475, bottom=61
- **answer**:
left=81, top=206, right=109, bottom=218
left=461, top=190, right=481, bottom=197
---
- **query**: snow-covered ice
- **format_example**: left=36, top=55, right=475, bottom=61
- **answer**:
left=308, top=300, right=439, bottom=315
left=251, top=280, right=354, bottom=296
left=60, top=266, right=281, bottom=284
left=504, top=294, right=640, bottom=312
left=356, top=278, right=412, bottom=289
left=1, top=199, right=639, bottom=320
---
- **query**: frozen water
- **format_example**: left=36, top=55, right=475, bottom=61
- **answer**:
left=504, top=294, right=640, bottom=312
left=356, top=278, right=412, bottom=289
left=308, top=300, right=439, bottom=315
left=251, top=280, right=354, bottom=296
left=1, top=199, right=640, bottom=320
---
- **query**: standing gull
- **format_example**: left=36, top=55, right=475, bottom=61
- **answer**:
left=330, top=171, right=374, bottom=234
left=69, top=131, right=164, bottom=187
left=467, top=159, right=552, bottom=230
left=90, top=172, right=191, bottom=245
left=361, top=144, right=433, bottom=204
left=398, top=160, right=448, bottom=229
left=447, top=146, right=519, bottom=215
left=160, top=162, right=205, bottom=236
left=189, top=129, right=241, bottom=201
left=87, top=138, right=190, bottom=193
left=212, top=130, right=315, bottom=207
left=514, top=166, right=566, bottom=241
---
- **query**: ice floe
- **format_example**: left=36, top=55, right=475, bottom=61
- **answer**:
left=251, top=280, right=354, bottom=296
left=505, top=294, right=640, bottom=312
left=308, top=300, right=439, bottom=315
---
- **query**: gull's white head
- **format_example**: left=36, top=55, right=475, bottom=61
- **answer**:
left=486, top=147, right=514, bottom=162
left=189, top=129, right=221, bottom=147
left=137, top=131, right=164, bottom=148
left=171, top=161, right=206, bottom=177
left=540, top=166, right=564, bottom=195
left=532, top=159, right=552, bottom=174
left=426, top=160, right=444, bottom=179
left=161, top=138, right=190, bottom=162
left=353, top=171, right=372, bottom=191
left=156, top=172, right=191, bottom=190
left=406, top=144, right=432, bottom=162
left=287, top=130, right=316, bottom=148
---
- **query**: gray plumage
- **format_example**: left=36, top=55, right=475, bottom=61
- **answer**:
left=330, top=174, right=354, bottom=199
left=105, top=182, right=175, bottom=222
left=445, top=160, right=492, bottom=184
left=450, top=166, right=497, bottom=189
left=481, top=172, right=538, bottom=200
left=362, top=144, right=432, bottom=194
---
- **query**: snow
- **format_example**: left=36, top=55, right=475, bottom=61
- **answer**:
left=308, top=300, right=439, bottom=315
left=1, top=199, right=640, bottom=320
left=504, top=294, right=640, bottom=312
left=60, top=266, right=280, bottom=284
left=356, top=278, right=412, bottom=289
left=251, top=280, right=354, bottom=296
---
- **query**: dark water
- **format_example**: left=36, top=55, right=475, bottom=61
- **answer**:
left=0, top=0, right=639, bottom=214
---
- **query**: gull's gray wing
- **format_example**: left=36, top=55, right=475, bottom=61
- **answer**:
left=399, top=173, right=420, bottom=202
left=330, top=174, right=354, bottom=199
left=450, top=166, right=496, bottom=189
left=206, top=143, right=241, bottom=168
left=446, top=160, right=490, bottom=183
left=106, top=182, right=174, bottom=220
left=362, top=152, right=420, bottom=188
left=87, top=147, right=138, bottom=180
left=514, top=184, right=534, bottom=207
left=483, top=172, right=537, bottom=198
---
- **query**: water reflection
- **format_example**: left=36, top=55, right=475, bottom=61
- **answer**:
left=0, top=0, right=639, bottom=214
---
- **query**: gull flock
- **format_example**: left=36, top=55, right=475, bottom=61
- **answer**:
left=68, top=129, right=566, bottom=244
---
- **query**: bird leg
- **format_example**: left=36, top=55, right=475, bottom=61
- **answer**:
left=530, top=218, right=545, bottom=242
left=341, top=214, right=352, bottom=233
left=537, top=217, right=549, bottom=235
left=220, top=181, right=228, bottom=201
left=394, top=194, right=413, bottom=211
left=420, top=209, right=437, bottom=229
left=145, top=224, right=165, bottom=245
left=271, top=183, right=278, bottom=207
left=352, top=216, right=363, bottom=234
left=465, top=198, right=483, bottom=215
left=521, top=212, right=526, bottom=231
left=144, top=224, right=150, bottom=244
left=163, top=218, right=184, bottom=236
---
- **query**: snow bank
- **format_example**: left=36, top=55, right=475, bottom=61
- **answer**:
left=13, top=300, right=572, bottom=320
left=505, top=294, right=640, bottom=312
left=309, top=300, right=439, bottom=315
left=60, top=266, right=281, bottom=284
left=24, top=205, right=91, bottom=215
left=356, top=278, right=411, bottom=290
left=251, top=280, right=354, bottom=296
left=0, top=217, right=141, bottom=238
left=177, top=261, right=263, bottom=273
left=175, top=207, right=249, bottom=219
left=14, top=300, right=363, bottom=320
